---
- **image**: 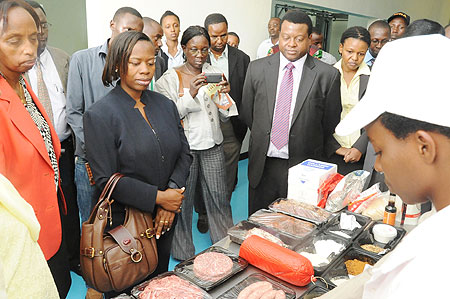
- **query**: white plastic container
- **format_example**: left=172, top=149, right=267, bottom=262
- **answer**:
left=287, top=159, right=337, bottom=205
left=373, top=223, right=398, bottom=243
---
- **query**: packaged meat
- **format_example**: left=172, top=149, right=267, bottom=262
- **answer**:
left=298, top=285, right=331, bottom=299
left=248, top=209, right=317, bottom=238
left=130, top=272, right=212, bottom=299
left=239, top=235, right=314, bottom=287
left=193, top=252, right=233, bottom=282
left=269, top=199, right=334, bottom=225
left=294, top=233, right=349, bottom=275
left=228, top=220, right=305, bottom=250
left=174, top=246, right=248, bottom=291
left=111, top=294, right=133, bottom=299
left=217, top=273, right=296, bottom=299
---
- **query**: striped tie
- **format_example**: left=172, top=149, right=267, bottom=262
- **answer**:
left=36, top=58, right=53, bottom=124
left=271, top=62, right=294, bottom=150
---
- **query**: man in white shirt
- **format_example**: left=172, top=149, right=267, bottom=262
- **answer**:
left=321, top=34, right=450, bottom=299
left=242, top=10, right=341, bottom=215
left=256, top=17, right=280, bottom=58
left=25, top=1, right=76, bottom=297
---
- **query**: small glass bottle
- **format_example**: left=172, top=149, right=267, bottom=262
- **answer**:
left=383, top=195, right=397, bottom=226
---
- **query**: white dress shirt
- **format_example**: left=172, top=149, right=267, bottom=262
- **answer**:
left=27, top=48, right=71, bottom=142
left=209, top=46, right=229, bottom=80
left=267, top=53, right=306, bottom=159
left=256, top=38, right=278, bottom=59
left=161, top=36, right=184, bottom=69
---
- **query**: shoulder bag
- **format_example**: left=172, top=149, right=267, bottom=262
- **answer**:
left=80, top=173, right=158, bottom=292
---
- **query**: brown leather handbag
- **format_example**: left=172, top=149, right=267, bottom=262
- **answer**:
left=80, top=173, right=158, bottom=293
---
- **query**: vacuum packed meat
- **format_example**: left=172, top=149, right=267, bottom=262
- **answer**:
left=139, top=275, right=204, bottom=299
left=193, top=252, right=233, bottom=282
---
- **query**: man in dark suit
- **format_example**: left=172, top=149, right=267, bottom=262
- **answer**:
left=193, top=13, right=250, bottom=232
left=241, top=10, right=342, bottom=215
left=143, top=17, right=167, bottom=82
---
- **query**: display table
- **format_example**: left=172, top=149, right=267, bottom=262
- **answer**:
left=208, top=236, right=309, bottom=298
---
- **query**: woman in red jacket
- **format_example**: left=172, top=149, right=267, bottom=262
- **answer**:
left=0, top=0, right=70, bottom=296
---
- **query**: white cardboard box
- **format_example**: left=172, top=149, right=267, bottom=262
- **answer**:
left=287, top=159, right=337, bottom=205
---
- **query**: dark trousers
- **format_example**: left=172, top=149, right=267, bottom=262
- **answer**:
left=248, top=157, right=288, bottom=216
left=59, top=137, right=81, bottom=271
left=48, top=191, right=72, bottom=298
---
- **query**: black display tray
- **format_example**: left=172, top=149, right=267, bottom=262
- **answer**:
left=294, top=232, right=350, bottom=276
left=269, top=198, right=334, bottom=226
left=322, top=210, right=371, bottom=241
left=298, top=284, right=332, bottom=299
left=353, top=220, right=406, bottom=258
left=216, top=273, right=296, bottom=299
left=227, top=220, right=305, bottom=250
left=174, top=246, right=248, bottom=291
left=322, top=247, right=381, bottom=288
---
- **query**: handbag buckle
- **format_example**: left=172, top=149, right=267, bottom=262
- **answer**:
left=145, top=228, right=155, bottom=239
left=130, top=249, right=143, bottom=263
left=86, top=247, right=95, bottom=258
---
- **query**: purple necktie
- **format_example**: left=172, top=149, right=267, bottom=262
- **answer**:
left=271, top=62, right=294, bottom=150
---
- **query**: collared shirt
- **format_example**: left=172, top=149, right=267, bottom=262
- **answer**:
left=333, top=59, right=370, bottom=148
left=209, top=45, right=229, bottom=80
left=66, top=40, right=114, bottom=159
left=362, top=204, right=450, bottom=298
left=267, top=53, right=306, bottom=159
left=256, top=38, right=278, bottom=59
left=155, top=64, right=238, bottom=151
left=364, top=50, right=376, bottom=67
left=27, top=48, right=71, bottom=142
left=161, top=36, right=184, bottom=69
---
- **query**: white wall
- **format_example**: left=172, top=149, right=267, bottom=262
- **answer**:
left=86, top=0, right=272, bottom=60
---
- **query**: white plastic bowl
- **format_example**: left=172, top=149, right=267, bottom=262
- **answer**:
left=373, top=224, right=398, bottom=244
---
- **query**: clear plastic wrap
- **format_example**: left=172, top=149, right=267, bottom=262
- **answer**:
left=299, top=285, right=331, bottom=299
left=111, top=294, right=134, bottom=299
left=227, top=220, right=304, bottom=249
left=174, top=246, right=248, bottom=291
left=239, top=235, right=314, bottom=287
left=269, top=199, right=334, bottom=225
left=323, top=211, right=371, bottom=241
left=325, top=170, right=370, bottom=212
left=294, top=233, right=349, bottom=275
left=248, top=209, right=317, bottom=238
left=130, top=271, right=212, bottom=299
left=217, top=273, right=296, bottom=299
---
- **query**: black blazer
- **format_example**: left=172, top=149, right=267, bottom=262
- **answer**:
left=207, top=45, right=250, bottom=143
left=155, top=55, right=168, bottom=81
left=83, top=85, right=192, bottom=225
left=241, top=53, right=342, bottom=188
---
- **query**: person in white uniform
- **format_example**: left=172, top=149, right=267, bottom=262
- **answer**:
left=319, top=34, right=450, bottom=298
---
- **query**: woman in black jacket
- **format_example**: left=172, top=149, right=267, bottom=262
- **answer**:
left=83, top=31, right=192, bottom=297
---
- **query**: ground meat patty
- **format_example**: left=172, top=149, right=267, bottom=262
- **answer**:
left=193, top=252, right=233, bottom=282
left=139, top=275, right=204, bottom=299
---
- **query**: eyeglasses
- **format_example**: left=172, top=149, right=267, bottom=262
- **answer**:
left=188, top=48, right=209, bottom=56
left=371, top=39, right=389, bottom=45
left=41, top=22, right=52, bottom=30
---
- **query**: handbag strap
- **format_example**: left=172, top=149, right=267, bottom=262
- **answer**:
left=87, top=173, right=123, bottom=224
left=108, top=225, right=142, bottom=263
